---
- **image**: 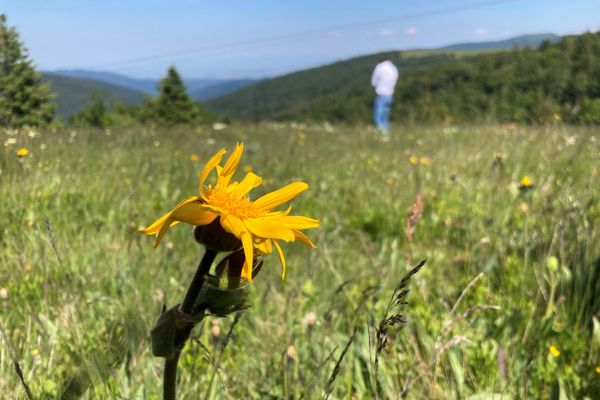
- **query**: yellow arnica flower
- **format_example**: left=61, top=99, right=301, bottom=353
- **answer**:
left=419, top=157, right=432, bottom=165
left=16, top=148, right=29, bottom=157
left=548, top=344, right=560, bottom=357
left=520, top=175, right=533, bottom=188
left=409, top=156, right=418, bottom=165
left=141, top=144, right=319, bottom=281
left=596, top=366, right=600, bottom=374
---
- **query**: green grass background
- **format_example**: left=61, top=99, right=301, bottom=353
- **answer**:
left=1, top=123, right=599, bottom=399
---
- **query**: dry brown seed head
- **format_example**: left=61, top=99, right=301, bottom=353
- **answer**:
left=285, top=345, right=297, bottom=362
left=210, top=321, right=221, bottom=338
left=302, top=311, right=318, bottom=329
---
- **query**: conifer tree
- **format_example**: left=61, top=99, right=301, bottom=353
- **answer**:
left=153, top=66, right=199, bottom=124
left=71, top=92, right=112, bottom=128
left=0, top=14, right=54, bottom=128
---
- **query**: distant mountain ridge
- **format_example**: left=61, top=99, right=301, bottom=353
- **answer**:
left=440, top=33, right=560, bottom=51
left=44, top=71, right=257, bottom=118
left=42, top=33, right=563, bottom=120
left=190, top=79, right=257, bottom=101
left=48, top=69, right=256, bottom=96
left=48, top=70, right=159, bottom=94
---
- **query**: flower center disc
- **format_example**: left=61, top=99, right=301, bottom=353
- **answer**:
left=204, top=188, right=262, bottom=219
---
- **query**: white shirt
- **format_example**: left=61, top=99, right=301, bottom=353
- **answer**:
left=371, top=60, right=398, bottom=96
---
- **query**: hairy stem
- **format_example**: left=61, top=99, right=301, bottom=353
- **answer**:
left=163, top=248, right=217, bottom=400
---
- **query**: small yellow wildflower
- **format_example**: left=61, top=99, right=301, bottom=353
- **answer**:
left=419, top=157, right=432, bottom=165
left=546, top=256, right=559, bottom=272
left=141, top=144, right=319, bottom=281
left=189, top=154, right=200, bottom=162
left=596, top=366, right=600, bottom=374
left=494, top=152, right=507, bottom=160
left=520, top=175, right=533, bottom=188
left=553, top=112, right=561, bottom=121
left=409, top=156, right=418, bottom=165
left=548, top=345, right=560, bottom=357
left=16, top=148, right=29, bottom=157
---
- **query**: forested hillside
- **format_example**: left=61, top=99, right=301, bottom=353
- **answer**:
left=42, top=73, right=146, bottom=119
left=190, top=79, right=256, bottom=100
left=205, top=52, right=456, bottom=120
left=206, top=32, right=600, bottom=124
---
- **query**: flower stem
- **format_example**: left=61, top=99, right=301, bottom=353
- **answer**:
left=181, top=249, right=217, bottom=314
left=163, top=353, right=180, bottom=400
left=163, top=248, right=217, bottom=400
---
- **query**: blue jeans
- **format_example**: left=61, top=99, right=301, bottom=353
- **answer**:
left=373, top=95, right=393, bottom=134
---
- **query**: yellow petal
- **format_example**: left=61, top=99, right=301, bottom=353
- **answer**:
left=199, top=148, right=226, bottom=190
left=229, top=172, right=263, bottom=198
left=141, top=211, right=173, bottom=235
left=141, top=196, right=197, bottom=234
left=171, top=202, right=218, bottom=226
left=254, top=182, right=308, bottom=212
left=217, top=143, right=243, bottom=187
left=274, top=215, right=320, bottom=230
left=220, top=213, right=246, bottom=238
left=268, top=206, right=292, bottom=216
left=155, top=216, right=176, bottom=246
left=240, top=232, right=254, bottom=282
left=243, top=217, right=295, bottom=242
left=273, top=241, right=287, bottom=279
left=198, top=203, right=227, bottom=216
left=293, top=230, right=316, bottom=249
left=255, top=239, right=273, bottom=255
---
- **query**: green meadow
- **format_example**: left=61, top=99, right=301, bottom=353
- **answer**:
left=1, top=123, right=599, bottom=399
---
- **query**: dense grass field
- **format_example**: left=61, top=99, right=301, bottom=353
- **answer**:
left=1, top=123, right=599, bottom=399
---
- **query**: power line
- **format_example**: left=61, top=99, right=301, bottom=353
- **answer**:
left=84, top=0, right=523, bottom=70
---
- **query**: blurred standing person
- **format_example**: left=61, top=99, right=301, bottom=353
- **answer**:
left=371, top=58, right=398, bottom=138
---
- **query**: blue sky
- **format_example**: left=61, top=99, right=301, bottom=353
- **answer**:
left=2, top=0, right=599, bottom=79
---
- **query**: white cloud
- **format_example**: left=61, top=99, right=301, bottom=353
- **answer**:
left=475, top=28, right=488, bottom=35
left=404, top=27, right=417, bottom=35
left=379, top=28, right=394, bottom=36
